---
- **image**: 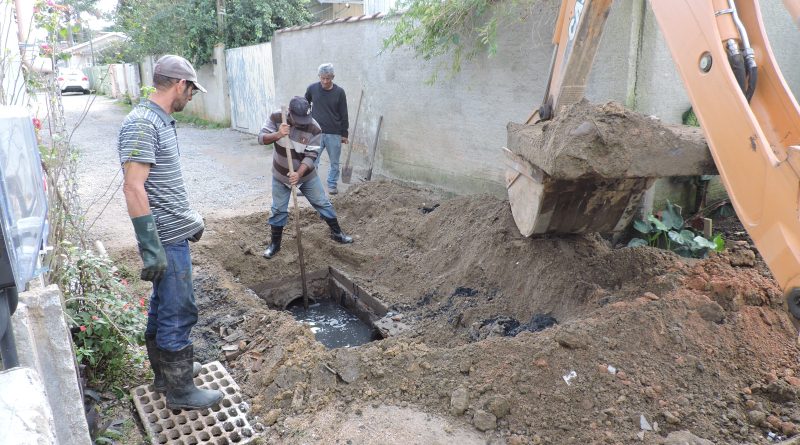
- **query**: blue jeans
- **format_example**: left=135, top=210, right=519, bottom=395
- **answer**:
left=313, top=134, right=342, bottom=190
left=269, top=175, right=337, bottom=227
left=144, top=240, right=198, bottom=352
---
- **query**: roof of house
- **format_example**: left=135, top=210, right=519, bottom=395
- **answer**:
left=275, top=12, right=387, bottom=34
left=63, top=32, right=128, bottom=55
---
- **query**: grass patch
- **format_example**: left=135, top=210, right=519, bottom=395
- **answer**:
left=173, top=112, right=228, bottom=129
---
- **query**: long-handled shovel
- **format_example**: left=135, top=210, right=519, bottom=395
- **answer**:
left=280, top=106, right=309, bottom=310
left=341, top=89, right=363, bottom=184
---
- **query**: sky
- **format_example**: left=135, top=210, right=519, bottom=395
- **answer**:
left=81, top=0, right=117, bottom=30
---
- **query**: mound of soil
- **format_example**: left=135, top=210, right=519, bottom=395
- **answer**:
left=183, top=180, right=799, bottom=444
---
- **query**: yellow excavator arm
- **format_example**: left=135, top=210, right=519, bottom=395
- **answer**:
left=505, top=0, right=800, bottom=317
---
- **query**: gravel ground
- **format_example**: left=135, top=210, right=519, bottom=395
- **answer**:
left=65, top=93, right=343, bottom=250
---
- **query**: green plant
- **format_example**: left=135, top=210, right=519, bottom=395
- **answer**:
left=173, top=111, right=227, bottom=128
left=55, top=242, right=147, bottom=387
left=628, top=202, right=725, bottom=258
left=383, top=0, right=541, bottom=81
left=140, top=85, right=156, bottom=100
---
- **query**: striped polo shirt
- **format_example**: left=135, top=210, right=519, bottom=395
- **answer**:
left=117, top=100, right=203, bottom=244
left=260, top=111, right=321, bottom=186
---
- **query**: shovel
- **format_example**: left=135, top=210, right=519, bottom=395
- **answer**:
left=280, top=106, right=309, bottom=310
left=341, top=89, right=363, bottom=184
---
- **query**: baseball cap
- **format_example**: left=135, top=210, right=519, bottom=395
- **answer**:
left=153, top=55, right=207, bottom=93
left=289, top=96, right=312, bottom=125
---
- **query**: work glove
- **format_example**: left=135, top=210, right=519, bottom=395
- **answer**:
left=131, top=214, right=167, bottom=282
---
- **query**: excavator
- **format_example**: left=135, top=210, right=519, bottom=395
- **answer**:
left=503, top=1, right=800, bottom=319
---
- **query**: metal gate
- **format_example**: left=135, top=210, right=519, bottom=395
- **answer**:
left=226, top=42, right=276, bottom=135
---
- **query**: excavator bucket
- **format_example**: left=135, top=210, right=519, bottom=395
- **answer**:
left=505, top=100, right=716, bottom=235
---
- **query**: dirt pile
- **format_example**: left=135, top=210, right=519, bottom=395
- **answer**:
left=506, top=99, right=717, bottom=179
left=186, top=180, right=800, bottom=444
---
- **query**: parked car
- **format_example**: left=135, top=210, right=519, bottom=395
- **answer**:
left=56, top=68, right=90, bottom=95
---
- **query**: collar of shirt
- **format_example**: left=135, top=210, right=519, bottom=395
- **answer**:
left=140, top=99, right=176, bottom=127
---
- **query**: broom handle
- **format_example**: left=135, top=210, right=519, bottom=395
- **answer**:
left=343, top=89, right=363, bottom=169
left=280, top=106, right=309, bottom=309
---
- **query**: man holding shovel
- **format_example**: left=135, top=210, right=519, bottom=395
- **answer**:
left=259, top=96, right=353, bottom=259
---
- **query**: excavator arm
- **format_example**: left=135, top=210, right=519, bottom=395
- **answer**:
left=505, top=0, right=800, bottom=315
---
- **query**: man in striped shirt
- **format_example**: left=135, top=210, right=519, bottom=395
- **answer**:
left=118, top=55, right=222, bottom=410
left=259, top=96, right=353, bottom=259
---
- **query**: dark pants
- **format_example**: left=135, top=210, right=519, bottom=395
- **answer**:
left=144, top=239, right=198, bottom=351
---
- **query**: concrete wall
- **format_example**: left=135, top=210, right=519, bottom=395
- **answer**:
left=226, top=42, right=276, bottom=134
left=270, top=1, right=800, bottom=196
left=183, top=45, right=232, bottom=125
left=272, top=3, right=560, bottom=195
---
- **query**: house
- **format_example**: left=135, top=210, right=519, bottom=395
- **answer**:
left=62, top=32, right=128, bottom=69
left=308, top=0, right=365, bottom=20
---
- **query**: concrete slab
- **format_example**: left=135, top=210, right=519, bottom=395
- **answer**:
left=0, top=367, right=57, bottom=444
left=131, top=361, right=258, bottom=444
left=12, top=284, right=92, bottom=445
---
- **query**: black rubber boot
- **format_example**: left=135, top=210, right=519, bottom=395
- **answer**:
left=263, top=225, right=283, bottom=259
left=159, top=344, right=223, bottom=410
left=323, top=217, right=353, bottom=244
left=146, top=334, right=201, bottom=393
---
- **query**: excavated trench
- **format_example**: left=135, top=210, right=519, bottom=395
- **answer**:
left=250, top=266, right=406, bottom=349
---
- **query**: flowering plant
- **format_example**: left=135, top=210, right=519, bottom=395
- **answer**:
left=55, top=242, right=147, bottom=386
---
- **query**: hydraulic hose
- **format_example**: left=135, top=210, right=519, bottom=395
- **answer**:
left=726, top=39, right=747, bottom=93
left=716, top=0, right=758, bottom=102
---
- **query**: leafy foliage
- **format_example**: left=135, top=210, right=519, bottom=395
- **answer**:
left=383, top=0, right=538, bottom=80
left=628, top=202, right=725, bottom=258
left=55, top=243, right=147, bottom=387
left=114, top=0, right=311, bottom=65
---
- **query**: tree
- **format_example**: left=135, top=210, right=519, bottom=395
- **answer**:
left=383, top=0, right=542, bottom=81
left=115, top=0, right=312, bottom=65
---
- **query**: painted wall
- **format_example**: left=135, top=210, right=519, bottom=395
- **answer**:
left=272, top=1, right=560, bottom=195
left=226, top=42, right=276, bottom=134
left=270, top=1, right=800, bottom=196
left=183, top=45, right=231, bottom=125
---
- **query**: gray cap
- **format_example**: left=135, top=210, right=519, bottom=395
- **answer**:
left=154, top=55, right=207, bottom=93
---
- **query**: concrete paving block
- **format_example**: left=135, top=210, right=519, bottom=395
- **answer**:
left=12, top=284, right=92, bottom=445
left=0, top=367, right=57, bottom=444
left=131, top=361, right=259, bottom=444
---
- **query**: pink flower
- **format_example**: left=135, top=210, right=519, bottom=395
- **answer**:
left=139, top=297, right=146, bottom=307
left=121, top=279, right=128, bottom=286
left=91, top=315, right=99, bottom=321
left=79, top=325, right=86, bottom=332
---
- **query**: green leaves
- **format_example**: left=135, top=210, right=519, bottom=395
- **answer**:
left=56, top=243, right=146, bottom=389
left=116, top=0, right=311, bottom=65
left=383, top=0, right=526, bottom=81
left=627, top=201, right=725, bottom=259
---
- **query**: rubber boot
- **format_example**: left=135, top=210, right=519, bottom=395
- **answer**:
left=263, top=225, right=283, bottom=259
left=323, top=217, right=353, bottom=244
left=159, top=344, right=223, bottom=410
left=145, top=334, right=201, bottom=393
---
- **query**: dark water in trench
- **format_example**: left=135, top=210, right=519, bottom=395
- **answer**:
left=288, top=299, right=377, bottom=349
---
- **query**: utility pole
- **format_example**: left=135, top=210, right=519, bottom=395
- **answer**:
left=88, top=28, right=95, bottom=66
left=215, top=0, right=225, bottom=37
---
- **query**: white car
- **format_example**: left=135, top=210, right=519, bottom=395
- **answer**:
left=56, top=68, right=90, bottom=95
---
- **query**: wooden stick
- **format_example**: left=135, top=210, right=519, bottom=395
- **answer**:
left=342, top=89, right=363, bottom=179
left=366, top=115, right=383, bottom=181
left=280, top=106, right=309, bottom=310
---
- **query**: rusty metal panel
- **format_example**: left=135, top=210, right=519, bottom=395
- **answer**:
left=225, top=42, right=275, bottom=135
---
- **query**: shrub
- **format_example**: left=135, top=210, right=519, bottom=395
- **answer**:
left=55, top=242, right=147, bottom=387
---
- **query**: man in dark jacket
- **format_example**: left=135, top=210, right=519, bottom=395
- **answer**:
left=305, top=63, right=348, bottom=195
left=258, top=96, right=353, bottom=259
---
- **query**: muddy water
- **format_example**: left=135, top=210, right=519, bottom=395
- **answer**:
left=288, top=299, right=377, bottom=348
